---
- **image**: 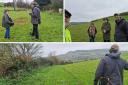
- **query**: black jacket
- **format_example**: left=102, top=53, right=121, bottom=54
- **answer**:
left=115, top=19, right=128, bottom=42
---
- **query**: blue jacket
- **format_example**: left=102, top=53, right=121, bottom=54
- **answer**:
left=94, top=52, right=128, bottom=85
left=30, top=6, right=41, bottom=24
left=115, top=19, right=128, bottom=42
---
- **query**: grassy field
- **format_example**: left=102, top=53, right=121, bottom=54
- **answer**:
left=69, top=15, right=128, bottom=42
left=0, top=7, right=63, bottom=42
left=1, top=53, right=128, bottom=85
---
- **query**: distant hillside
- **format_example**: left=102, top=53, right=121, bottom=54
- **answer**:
left=58, top=49, right=108, bottom=62
left=58, top=49, right=127, bottom=62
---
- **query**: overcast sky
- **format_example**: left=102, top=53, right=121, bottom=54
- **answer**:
left=42, top=43, right=128, bottom=57
left=65, top=0, right=128, bottom=22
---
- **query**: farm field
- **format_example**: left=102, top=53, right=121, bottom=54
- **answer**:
left=0, top=7, right=63, bottom=42
left=69, top=15, right=128, bottom=42
left=1, top=53, right=128, bottom=85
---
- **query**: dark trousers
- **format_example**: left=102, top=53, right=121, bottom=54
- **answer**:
left=89, top=36, right=95, bottom=42
left=5, top=27, right=10, bottom=38
left=32, top=24, right=39, bottom=39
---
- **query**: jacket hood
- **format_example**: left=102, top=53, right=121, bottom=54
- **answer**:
left=106, top=52, right=121, bottom=59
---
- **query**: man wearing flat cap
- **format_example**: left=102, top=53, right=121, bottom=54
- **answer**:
left=101, top=18, right=111, bottom=42
left=29, top=1, right=41, bottom=39
left=94, top=44, right=128, bottom=85
left=65, top=9, right=72, bottom=42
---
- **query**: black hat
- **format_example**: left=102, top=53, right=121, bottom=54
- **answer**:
left=65, top=9, right=72, bottom=18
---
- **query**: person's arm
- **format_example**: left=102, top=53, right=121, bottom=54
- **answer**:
left=124, top=22, right=128, bottom=41
left=94, top=59, right=105, bottom=85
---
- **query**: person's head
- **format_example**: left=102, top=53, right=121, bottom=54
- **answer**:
left=114, top=13, right=121, bottom=21
left=103, top=18, right=109, bottom=23
left=65, top=9, right=72, bottom=27
left=109, top=44, right=119, bottom=53
left=4, top=9, right=8, bottom=14
left=31, top=2, right=38, bottom=8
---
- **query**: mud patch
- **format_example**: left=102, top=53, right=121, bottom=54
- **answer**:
left=14, top=18, right=28, bottom=25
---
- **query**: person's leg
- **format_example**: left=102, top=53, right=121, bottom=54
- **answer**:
left=32, top=24, right=36, bottom=36
left=90, top=36, right=93, bottom=42
left=5, top=27, right=9, bottom=38
left=5, top=28, right=8, bottom=38
left=35, top=24, right=39, bottom=39
left=8, top=27, right=10, bottom=38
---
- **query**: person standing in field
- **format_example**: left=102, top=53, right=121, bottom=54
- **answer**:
left=29, top=2, right=41, bottom=39
left=114, top=13, right=128, bottom=42
left=94, top=44, right=128, bottom=85
left=101, top=18, right=111, bottom=42
left=2, top=10, right=14, bottom=39
left=65, top=9, right=72, bottom=42
left=88, top=22, right=97, bottom=42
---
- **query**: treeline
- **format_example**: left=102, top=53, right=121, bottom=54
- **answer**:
left=4, top=0, right=63, bottom=11
left=0, top=43, right=71, bottom=79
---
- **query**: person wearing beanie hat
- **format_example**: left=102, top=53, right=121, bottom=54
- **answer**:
left=65, top=9, right=72, bottom=42
left=29, top=1, right=41, bottom=39
left=101, top=18, right=111, bottom=42
left=94, top=44, right=128, bottom=85
left=114, top=13, right=128, bottom=42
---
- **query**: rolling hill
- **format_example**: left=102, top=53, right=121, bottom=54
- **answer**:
left=58, top=49, right=127, bottom=62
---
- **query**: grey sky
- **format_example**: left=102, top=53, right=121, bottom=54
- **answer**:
left=65, top=0, right=128, bottom=22
left=42, top=43, right=128, bottom=57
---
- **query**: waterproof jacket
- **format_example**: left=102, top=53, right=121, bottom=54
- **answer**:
left=65, top=28, right=72, bottom=42
left=101, top=22, right=111, bottom=41
left=115, top=19, right=128, bottom=42
left=94, top=52, right=128, bottom=85
left=88, top=26, right=97, bottom=37
left=2, top=13, right=13, bottom=28
left=31, top=6, right=41, bottom=24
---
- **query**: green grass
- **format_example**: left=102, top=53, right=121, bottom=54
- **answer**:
left=0, top=7, right=63, bottom=42
left=1, top=53, right=128, bottom=85
left=69, top=15, right=128, bottom=42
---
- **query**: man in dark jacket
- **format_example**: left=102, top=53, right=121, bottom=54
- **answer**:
left=29, top=2, right=41, bottom=39
left=101, top=18, right=111, bottom=42
left=114, top=13, right=128, bottom=42
left=2, top=10, right=14, bottom=39
left=94, top=44, right=128, bottom=85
